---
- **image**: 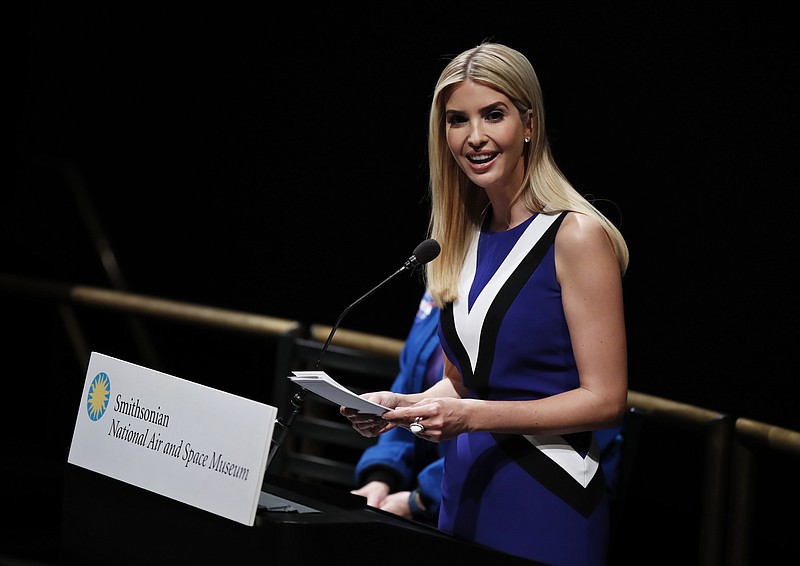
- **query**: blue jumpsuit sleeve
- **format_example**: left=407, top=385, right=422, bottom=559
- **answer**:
left=353, top=292, right=442, bottom=492
left=415, top=454, right=444, bottom=516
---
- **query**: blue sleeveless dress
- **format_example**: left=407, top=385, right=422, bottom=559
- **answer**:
left=437, top=212, right=610, bottom=566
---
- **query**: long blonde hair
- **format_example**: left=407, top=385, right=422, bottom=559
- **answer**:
left=425, top=42, right=629, bottom=306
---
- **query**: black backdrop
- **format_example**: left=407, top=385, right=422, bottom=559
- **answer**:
left=6, top=3, right=800, bottom=564
left=9, top=3, right=798, bottom=431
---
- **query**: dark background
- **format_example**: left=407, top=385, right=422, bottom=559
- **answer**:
left=5, top=2, right=799, bottom=563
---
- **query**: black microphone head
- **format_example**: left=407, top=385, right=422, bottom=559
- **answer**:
left=410, top=238, right=441, bottom=266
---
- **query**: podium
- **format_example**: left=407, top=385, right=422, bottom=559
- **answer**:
left=62, top=465, right=542, bottom=565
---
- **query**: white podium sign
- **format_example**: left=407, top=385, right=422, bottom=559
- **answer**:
left=68, top=352, right=277, bottom=526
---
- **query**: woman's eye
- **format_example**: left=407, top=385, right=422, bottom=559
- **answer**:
left=486, top=110, right=505, bottom=122
left=447, top=114, right=467, bottom=125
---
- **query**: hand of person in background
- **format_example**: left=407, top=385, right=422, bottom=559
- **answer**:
left=350, top=479, right=391, bottom=508
left=376, top=490, right=413, bottom=517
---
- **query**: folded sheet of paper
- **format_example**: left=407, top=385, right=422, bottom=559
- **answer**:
left=288, top=371, right=389, bottom=415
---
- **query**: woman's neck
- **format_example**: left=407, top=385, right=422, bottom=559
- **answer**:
left=486, top=200, right=533, bottom=232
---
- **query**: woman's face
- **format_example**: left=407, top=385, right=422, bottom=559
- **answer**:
left=444, top=81, right=531, bottom=194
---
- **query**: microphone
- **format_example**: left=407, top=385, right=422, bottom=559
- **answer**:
left=315, top=238, right=440, bottom=368
left=403, top=238, right=442, bottom=270
left=265, top=238, right=440, bottom=471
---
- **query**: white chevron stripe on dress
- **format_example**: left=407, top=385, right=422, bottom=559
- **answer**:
left=453, top=212, right=562, bottom=373
left=524, top=434, right=601, bottom=487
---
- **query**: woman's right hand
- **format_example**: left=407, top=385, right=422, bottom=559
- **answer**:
left=340, top=391, right=402, bottom=437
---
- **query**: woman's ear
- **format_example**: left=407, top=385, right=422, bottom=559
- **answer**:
left=524, top=109, right=534, bottom=141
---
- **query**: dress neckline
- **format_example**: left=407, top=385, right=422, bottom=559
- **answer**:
left=480, top=212, right=538, bottom=235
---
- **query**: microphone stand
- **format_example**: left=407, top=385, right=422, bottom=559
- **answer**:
left=315, top=264, right=410, bottom=369
left=265, top=265, right=408, bottom=471
left=264, top=239, right=439, bottom=473
left=266, top=386, right=306, bottom=470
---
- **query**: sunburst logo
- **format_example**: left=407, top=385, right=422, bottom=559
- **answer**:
left=87, top=372, right=111, bottom=421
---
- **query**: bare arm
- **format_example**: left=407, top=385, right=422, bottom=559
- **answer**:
left=382, top=212, right=628, bottom=441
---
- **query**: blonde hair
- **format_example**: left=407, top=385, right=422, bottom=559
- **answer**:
left=425, top=42, right=629, bottom=306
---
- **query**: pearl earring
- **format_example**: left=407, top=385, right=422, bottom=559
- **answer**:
left=524, top=137, right=530, bottom=143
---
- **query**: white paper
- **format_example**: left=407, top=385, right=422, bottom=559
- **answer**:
left=289, top=371, right=389, bottom=415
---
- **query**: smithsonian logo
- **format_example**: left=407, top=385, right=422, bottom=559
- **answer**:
left=87, top=371, right=111, bottom=421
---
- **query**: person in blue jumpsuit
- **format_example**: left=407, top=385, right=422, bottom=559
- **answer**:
left=351, top=290, right=444, bottom=523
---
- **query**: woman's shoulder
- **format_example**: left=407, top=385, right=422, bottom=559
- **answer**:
left=554, top=211, right=616, bottom=263
left=556, top=211, right=607, bottom=243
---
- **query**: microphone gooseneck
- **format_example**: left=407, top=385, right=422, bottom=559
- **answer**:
left=315, top=238, right=441, bottom=368
left=265, top=238, right=440, bottom=472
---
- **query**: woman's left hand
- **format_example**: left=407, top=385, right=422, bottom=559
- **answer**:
left=382, top=397, right=469, bottom=442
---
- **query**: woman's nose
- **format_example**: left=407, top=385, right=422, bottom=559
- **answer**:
left=467, top=121, right=486, bottom=147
